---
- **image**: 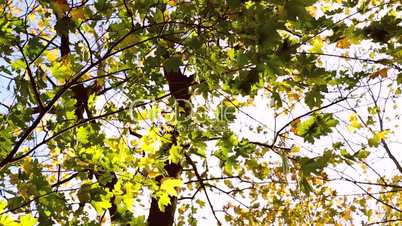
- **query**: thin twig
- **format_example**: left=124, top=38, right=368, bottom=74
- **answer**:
left=366, top=218, right=402, bottom=226
left=185, top=154, right=222, bottom=225
left=17, top=44, right=44, bottom=111
left=271, top=97, right=348, bottom=147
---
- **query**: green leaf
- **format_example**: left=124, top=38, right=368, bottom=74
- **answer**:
left=77, top=126, right=90, bottom=144
left=397, top=73, right=402, bottom=84
left=165, top=57, right=182, bottom=72
left=305, top=87, right=324, bottom=109
left=281, top=153, right=289, bottom=174
left=7, top=196, right=26, bottom=213
left=224, top=160, right=234, bottom=176
left=299, top=176, right=313, bottom=194
left=236, top=52, right=249, bottom=66
left=130, top=216, right=147, bottom=226
left=355, top=149, right=370, bottom=160
left=299, top=150, right=336, bottom=177
left=297, top=114, right=339, bottom=143
left=196, top=199, right=206, bottom=208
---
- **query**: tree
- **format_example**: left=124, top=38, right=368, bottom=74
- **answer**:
left=0, top=0, right=401, bottom=225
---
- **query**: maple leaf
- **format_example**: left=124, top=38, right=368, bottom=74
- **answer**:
left=370, top=68, right=388, bottom=79
left=336, top=38, right=351, bottom=49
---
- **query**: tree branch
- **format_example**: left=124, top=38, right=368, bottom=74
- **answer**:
left=17, top=44, right=44, bottom=112
left=271, top=97, right=348, bottom=147
left=185, top=153, right=222, bottom=225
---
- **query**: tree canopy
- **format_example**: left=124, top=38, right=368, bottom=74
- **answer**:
left=0, top=0, right=401, bottom=225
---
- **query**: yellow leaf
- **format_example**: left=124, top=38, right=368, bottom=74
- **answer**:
left=375, top=130, right=390, bottom=140
left=50, top=56, right=74, bottom=83
left=81, top=73, right=91, bottom=80
left=305, top=6, right=317, bottom=17
left=22, top=158, right=33, bottom=175
left=19, top=214, right=37, bottom=226
left=160, top=178, right=182, bottom=196
left=168, top=145, right=182, bottom=164
left=47, top=49, right=58, bottom=62
left=38, top=20, right=47, bottom=30
left=336, top=38, right=351, bottom=49
left=290, top=146, right=301, bottom=153
left=287, top=92, right=300, bottom=101
left=71, top=8, right=86, bottom=22
left=27, top=13, right=35, bottom=22
left=12, top=128, right=22, bottom=136
left=227, top=48, right=234, bottom=60
left=167, top=0, right=176, bottom=6
left=347, top=113, right=361, bottom=131
left=157, top=192, right=170, bottom=211
left=0, top=201, right=7, bottom=212
left=310, top=37, right=323, bottom=53
left=342, top=209, right=352, bottom=221
left=0, top=215, right=19, bottom=226
left=11, top=7, right=22, bottom=15
left=290, top=118, right=301, bottom=134
left=147, top=168, right=160, bottom=178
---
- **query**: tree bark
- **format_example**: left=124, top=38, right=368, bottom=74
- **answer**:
left=147, top=66, right=193, bottom=226
left=147, top=163, right=182, bottom=226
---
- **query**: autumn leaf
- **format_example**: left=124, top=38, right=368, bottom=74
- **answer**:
left=368, top=130, right=390, bottom=147
left=288, top=92, right=301, bottom=101
left=168, top=0, right=176, bottom=6
left=227, top=48, right=235, bottom=60
left=157, top=193, right=171, bottom=212
left=19, top=214, right=37, bottom=226
left=305, top=5, right=317, bottom=17
left=160, top=178, right=182, bottom=197
left=168, top=145, right=182, bottom=164
left=71, top=8, right=87, bottom=22
left=347, top=113, right=361, bottom=131
left=290, top=118, right=301, bottom=134
left=46, top=49, right=59, bottom=62
left=370, top=68, right=388, bottom=79
left=310, top=37, right=324, bottom=53
left=336, top=38, right=351, bottom=49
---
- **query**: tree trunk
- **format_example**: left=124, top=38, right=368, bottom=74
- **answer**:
left=147, top=67, right=193, bottom=226
left=148, top=163, right=182, bottom=226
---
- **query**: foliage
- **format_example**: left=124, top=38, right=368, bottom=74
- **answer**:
left=0, top=0, right=401, bottom=225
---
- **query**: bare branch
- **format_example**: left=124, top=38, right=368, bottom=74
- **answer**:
left=17, top=44, right=44, bottom=112
left=272, top=97, right=348, bottom=147
left=185, top=153, right=222, bottom=225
